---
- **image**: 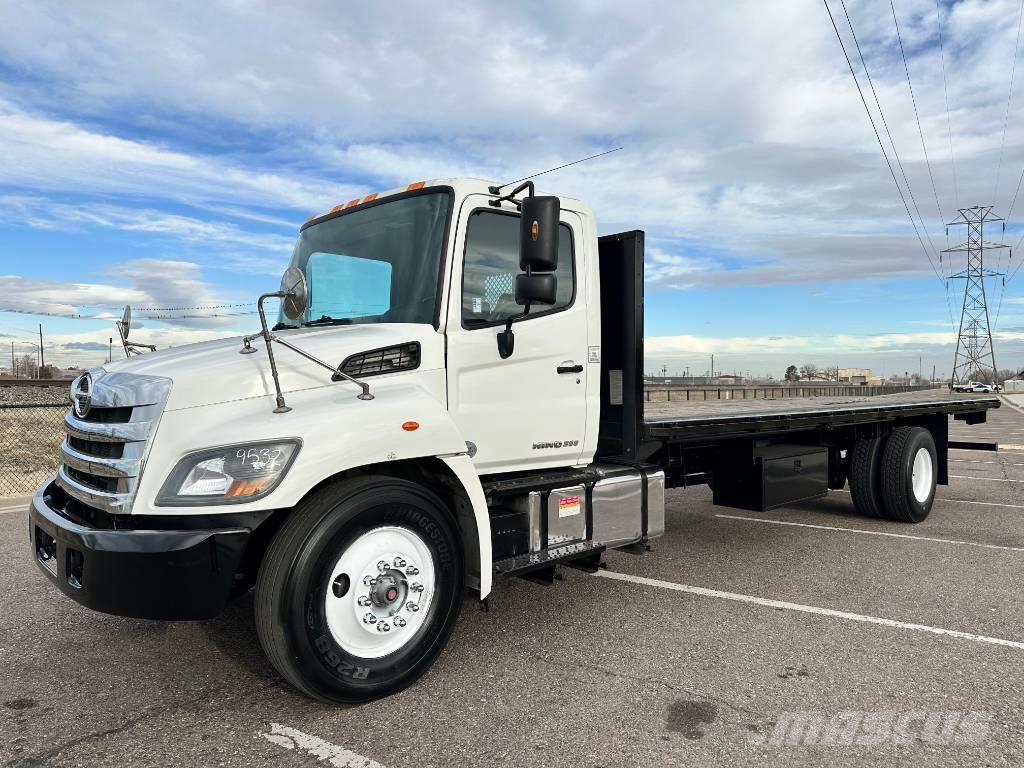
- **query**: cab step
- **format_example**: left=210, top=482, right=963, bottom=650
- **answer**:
left=493, top=540, right=606, bottom=585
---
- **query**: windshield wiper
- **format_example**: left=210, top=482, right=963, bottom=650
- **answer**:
left=302, top=315, right=352, bottom=327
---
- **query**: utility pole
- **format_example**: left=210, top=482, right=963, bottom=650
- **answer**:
left=38, top=324, right=45, bottom=373
left=711, top=354, right=714, bottom=379
left=943, top=206, right=1006, bottom=385
left=10, top=341, right=13, bottom=377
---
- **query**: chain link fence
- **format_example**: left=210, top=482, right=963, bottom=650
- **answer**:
left=0, top=389, right=68, bottom=497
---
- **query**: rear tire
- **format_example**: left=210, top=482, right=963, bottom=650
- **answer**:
left=255, top=476, right=464, bottom=703
left=848, top=437, right=886, bottom=518
left=880, top=427, right=937, bottom=523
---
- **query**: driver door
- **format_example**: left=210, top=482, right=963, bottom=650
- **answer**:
left=445, top=196, right=588, bottom=473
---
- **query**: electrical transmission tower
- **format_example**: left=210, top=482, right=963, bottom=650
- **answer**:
left=942, top=206, right=1008, bottom=385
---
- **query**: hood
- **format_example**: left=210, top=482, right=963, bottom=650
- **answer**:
left=104, top=323, right=443, bottom=411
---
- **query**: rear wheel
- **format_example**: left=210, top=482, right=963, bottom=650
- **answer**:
left=848, top=437, right=886, bottom=518
left=880, top=426, right=937, bottom=523
left=255, top=476, right=464, bottom=703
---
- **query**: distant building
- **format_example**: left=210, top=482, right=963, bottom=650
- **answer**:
left=837, top=367, right=882, bottom=386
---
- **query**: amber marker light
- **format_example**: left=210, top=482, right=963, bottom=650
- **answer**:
left=402, top=421, right=420, bottom=431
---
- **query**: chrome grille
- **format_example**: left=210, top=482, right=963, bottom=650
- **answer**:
left=55, top=371, right=172, bottom=515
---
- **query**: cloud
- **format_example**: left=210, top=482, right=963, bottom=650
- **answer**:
left=63, top=341, right=108, bottom=351
left=0, top=194, right=296, bottom=253
left=0, top=99, right=364, bottom=213
left=0, top=259, right=248, bottom=330
left=3, top=0, right=1024, bottom=333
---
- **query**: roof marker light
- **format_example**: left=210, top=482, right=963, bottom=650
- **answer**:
left=362, top=193, right=378, bottom=203
left=406, top=181, right=425, bottom=191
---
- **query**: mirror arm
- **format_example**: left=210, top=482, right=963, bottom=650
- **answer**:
left=241, top=290, right=374, bottom=412
left=487, top=180, right=535, bottom=208
left=252, top=290, right=293, bottom=414
left=272, top=336, right=373, bottom=401
left=497, top=302, right=530, bottom=360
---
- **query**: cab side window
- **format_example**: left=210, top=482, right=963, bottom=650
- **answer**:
left=462, top=210, right=574, bottom=327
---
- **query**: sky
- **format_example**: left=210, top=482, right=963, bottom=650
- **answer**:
left=4, top=0, right=1024, bottom=380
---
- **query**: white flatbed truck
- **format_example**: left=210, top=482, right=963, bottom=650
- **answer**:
left=28, top=178, right=998, bottom=702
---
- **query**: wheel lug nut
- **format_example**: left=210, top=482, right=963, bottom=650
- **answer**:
left=357, top=596, right=371, bottom=607
left=362, top=613, right=377, bottom=624
left=393, top=557, right=406, bottom=568
left=377, top=622, right=391, bottom=632
left=377, top=560, right=389, bottom=572
left=406, top=566, right=419, bottom=576
left=363, top=575, right=376, bottom=586
left=410, top=582, right=424, bottom=593
left=394, top=616, right=407, bottom=628
left=406, top=601, right=419, bottom=613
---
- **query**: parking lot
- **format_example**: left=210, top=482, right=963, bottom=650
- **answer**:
left=2, top=399, right=1023, bottom=767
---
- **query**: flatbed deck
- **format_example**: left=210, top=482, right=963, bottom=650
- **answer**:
left=642, top=389, right=999, bottom=443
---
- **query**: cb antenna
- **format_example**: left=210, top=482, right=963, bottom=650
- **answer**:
left=489, top=146, right=623, bottom=194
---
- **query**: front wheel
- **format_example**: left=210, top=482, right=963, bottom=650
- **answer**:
left=255, top=476, right=464, bottom=703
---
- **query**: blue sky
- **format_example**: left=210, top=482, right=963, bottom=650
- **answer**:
left=4, top=0, right=1024, bottom=379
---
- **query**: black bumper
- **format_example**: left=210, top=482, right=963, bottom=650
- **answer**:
left=29, top=480, right=251, bottom=621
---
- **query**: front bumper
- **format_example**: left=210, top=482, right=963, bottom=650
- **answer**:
left=29, top=479, right=251, bottom=620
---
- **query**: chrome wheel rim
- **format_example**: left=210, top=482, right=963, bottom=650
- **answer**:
left=324, top=526, right=435, bottom=659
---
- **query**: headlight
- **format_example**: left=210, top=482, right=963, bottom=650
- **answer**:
left=157, top=440, right=300, bottom=506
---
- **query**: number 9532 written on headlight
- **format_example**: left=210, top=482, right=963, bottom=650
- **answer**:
left=156, top=440, right=301, bottom=505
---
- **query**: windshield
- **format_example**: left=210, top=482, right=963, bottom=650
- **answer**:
left=279, top=190, right=451, bottom=328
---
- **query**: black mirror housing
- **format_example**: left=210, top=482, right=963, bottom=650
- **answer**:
left=515, top=273, right=557, bottom=306
left=519, top=196, right=560, bottom=272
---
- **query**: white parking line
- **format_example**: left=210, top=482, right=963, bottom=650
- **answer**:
left=946, top=444, right=1024, bottom=450
left=830, top=488, right=1024, bottom=509
left=596, top=570, right=1024, bottom=650
left=0, top=506, right=26, bottom=515
left=258, top=723, right=387, bottom=768
left=949, top=474, right=1024, bottom=483
left=950, top=459, right=1024, bottom=466
left=714, top=513, right=1024, bottom=552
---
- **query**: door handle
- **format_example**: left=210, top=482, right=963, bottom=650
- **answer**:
left=557, top=362, right=584, bottom=374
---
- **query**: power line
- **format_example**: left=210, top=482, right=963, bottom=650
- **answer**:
left=825, top=0, right=954, bottom=331
left=838, top=0, right=944, bottom=270
left=992, top=0, right=1024, bottom=209
left=936, top=0, right=959, bottom=211
left=0, top=306, right=263, bottom=320
left=891, top=0, right=945, bottom=233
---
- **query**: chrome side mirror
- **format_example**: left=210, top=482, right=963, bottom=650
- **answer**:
left=280, top=266, right=308, bottom=320
left=119, top=305, right=132, bottom=339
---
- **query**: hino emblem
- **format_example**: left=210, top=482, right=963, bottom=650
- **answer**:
left=71, top=373, right=93, bottom=419
left=532, top=439, right=579, bottom=450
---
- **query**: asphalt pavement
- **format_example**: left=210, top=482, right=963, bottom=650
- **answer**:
left=1, top=399, right=1022, bottom=767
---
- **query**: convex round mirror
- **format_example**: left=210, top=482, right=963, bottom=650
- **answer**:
left=280, top=266, right=308, bottom=320
left=119, top=305, right=132, bottom=339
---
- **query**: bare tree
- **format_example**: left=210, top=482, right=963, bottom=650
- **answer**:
left=996, top=368, right=1019, bottom=385
left=15, top=354, right=37, bottom=379
left=799, top=364, right=820, bottom=381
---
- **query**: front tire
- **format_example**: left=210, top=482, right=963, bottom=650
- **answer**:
left=880, top=427, right=937, bottom=523
left=255, top=476, right=464, bottom=703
